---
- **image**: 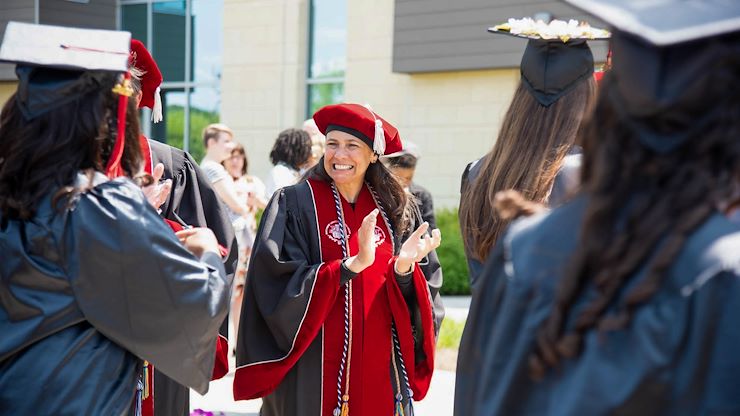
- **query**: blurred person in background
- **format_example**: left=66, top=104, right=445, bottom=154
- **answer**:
left=222, top=143, right=267, bottom=349
left=382, top=141, right=437, bottom=229
left=303, top=118, right=326, bottom=170
left=264, top=128, right=312, bottom=197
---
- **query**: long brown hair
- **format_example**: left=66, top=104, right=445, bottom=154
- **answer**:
left=529, top=62, right=740, bottom=378
left=460, top=78, right=597, bottom=261
left=0, top=71, right=142, bottom=221
left=304, top=156, right=412, bottom=234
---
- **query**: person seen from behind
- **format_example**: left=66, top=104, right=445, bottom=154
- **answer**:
left=264, top=127, right=312, bottom=197
left=455, top=2, right=740, bottom=414
left=382, top=141, right=437, bottom=229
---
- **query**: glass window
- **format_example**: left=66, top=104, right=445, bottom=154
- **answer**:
left=121, top=0, right=222, bottom=156
left=189, top=86, right=221, bottom=162
left=306, top=0, right=346, bottom=117
left=153, top=1, right=188, bottom=83
left=308, top=82, right=343, bottom=116
left=308, top=0, right=346, bottom=79
left=151, top=88, right=186, bottom=147
left=121, top=4, right=147, bottom=45
left=192, top=0, right=223, bottom=84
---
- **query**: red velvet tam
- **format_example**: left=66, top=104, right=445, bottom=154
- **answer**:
left=313, top=103, right=402, bottom=155
left=129, top=39, right=163, bottom=122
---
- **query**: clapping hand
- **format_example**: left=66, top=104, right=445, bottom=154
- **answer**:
left=395, top=222, right=442, bottom=274
left=175, top=227, right=219, bottom=258
left=141, top=163, right=172, bottom=211
left=344, top=209, right=379, bottom=273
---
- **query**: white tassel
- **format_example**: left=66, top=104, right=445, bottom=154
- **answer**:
left=373, top=118, right=385, bottom=155
left=151, top=86, right=163, bottom=123
left=364, top=104, right=386, bottom=155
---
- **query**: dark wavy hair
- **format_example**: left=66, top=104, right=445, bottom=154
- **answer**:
left=269, top=128, right=312, bottom=171
left=529, top=52, right=740, bottom=379
left=304, top=156, right=413, bottom=234
left=460, top=77, right=597, bottom=261
left=0, top=70, right=142, bottom=220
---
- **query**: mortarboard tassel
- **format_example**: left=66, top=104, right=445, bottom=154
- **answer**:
left=363, top=103, right=386, bottom=155
left=152, top=86, right=163, bottom=123
left=373, top=118, right=385, bottom=155
left=107, top=71, right=133, bottom=178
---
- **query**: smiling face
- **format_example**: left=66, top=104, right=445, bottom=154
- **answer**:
left=324, top=130, right=376, bottom=188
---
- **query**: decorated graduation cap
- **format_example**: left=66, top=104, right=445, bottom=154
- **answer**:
left=313, top=103, right=403, bottom=156
left=564, top=0, right=740, bottom=153
left=129, top=39, right=163, bottom=123
left=0, top=21, right=133, bottom=177
left=489, top=18, right=610, bottom=107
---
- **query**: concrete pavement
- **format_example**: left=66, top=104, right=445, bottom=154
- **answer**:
left=190, top=369, right=457, bottom=416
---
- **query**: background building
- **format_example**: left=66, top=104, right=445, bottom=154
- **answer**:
left=0, top=0, right=606, bottom=208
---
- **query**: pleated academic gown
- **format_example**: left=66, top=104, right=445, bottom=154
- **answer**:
left=233, top=179, right=445, bottom=416
left=0, top=172, right=232, bottom=415
left=142, top=138, right=236, bottom=416
left=455, top=196, right=740, bottom=415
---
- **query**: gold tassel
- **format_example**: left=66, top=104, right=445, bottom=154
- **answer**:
left=142, top=361, right=150, bottom=399
left=340, top=395, right=349, bottom=416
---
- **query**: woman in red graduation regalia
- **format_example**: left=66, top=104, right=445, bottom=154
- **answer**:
left=234, top=103, right=445, bottom=416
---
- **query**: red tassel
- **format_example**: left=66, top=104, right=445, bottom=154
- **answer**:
left=106, top=72, right=131, bottom=178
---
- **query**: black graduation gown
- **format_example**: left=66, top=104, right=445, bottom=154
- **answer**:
left=233, top=180, right=445, bottom=415
left=455, top=196, right=740, bottom=415
left=409, top=182, right=437, bottom=230
left=147, top=139, right=237, bottom=416
left=0, top=173, right=232, bottom=415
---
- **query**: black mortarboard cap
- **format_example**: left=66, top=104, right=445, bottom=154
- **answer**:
left=0, top=21, right=131, bottom=120
left=489, top=19, right=610, bottom=107
left=563, top=0, right=740, bottom=153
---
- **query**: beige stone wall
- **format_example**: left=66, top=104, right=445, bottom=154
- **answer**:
left=221, top=0, right=309, bottom=182
left=344, top=0, right=518, bottom=209
left=220, top=0, right=519, bottom=209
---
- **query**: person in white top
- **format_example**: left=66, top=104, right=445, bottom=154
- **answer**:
left=223, top=143, right=267, bottom=269
left=264, top=128, right=313, bottom=197
left=222, top=143, right=267, bottom=347
left=200, top=123, right=249, bottom=219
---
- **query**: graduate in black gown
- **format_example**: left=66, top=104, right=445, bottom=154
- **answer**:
left=130, top=39, right=236, bottom=416
left=458, top=19, right=607, bottom=285
left=455, top=2, right=740, bottom=414
left=0, top=23, right=231, bottom=415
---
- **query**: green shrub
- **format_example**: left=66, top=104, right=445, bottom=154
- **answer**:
left=437, top=318, right=466, bottom=349
left=161, top=105, right=217, bottom=163
left=435, top=208, right=470, bottom=295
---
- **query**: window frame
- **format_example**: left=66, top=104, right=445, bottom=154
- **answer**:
left=118, top=0, right=220, bottom=155
left=305, top=0, right=346, bottom=118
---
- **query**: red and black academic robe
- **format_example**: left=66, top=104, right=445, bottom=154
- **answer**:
left=233, top=179, right=445, bottom=416
left=139, top=137, right=236, bottom=416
